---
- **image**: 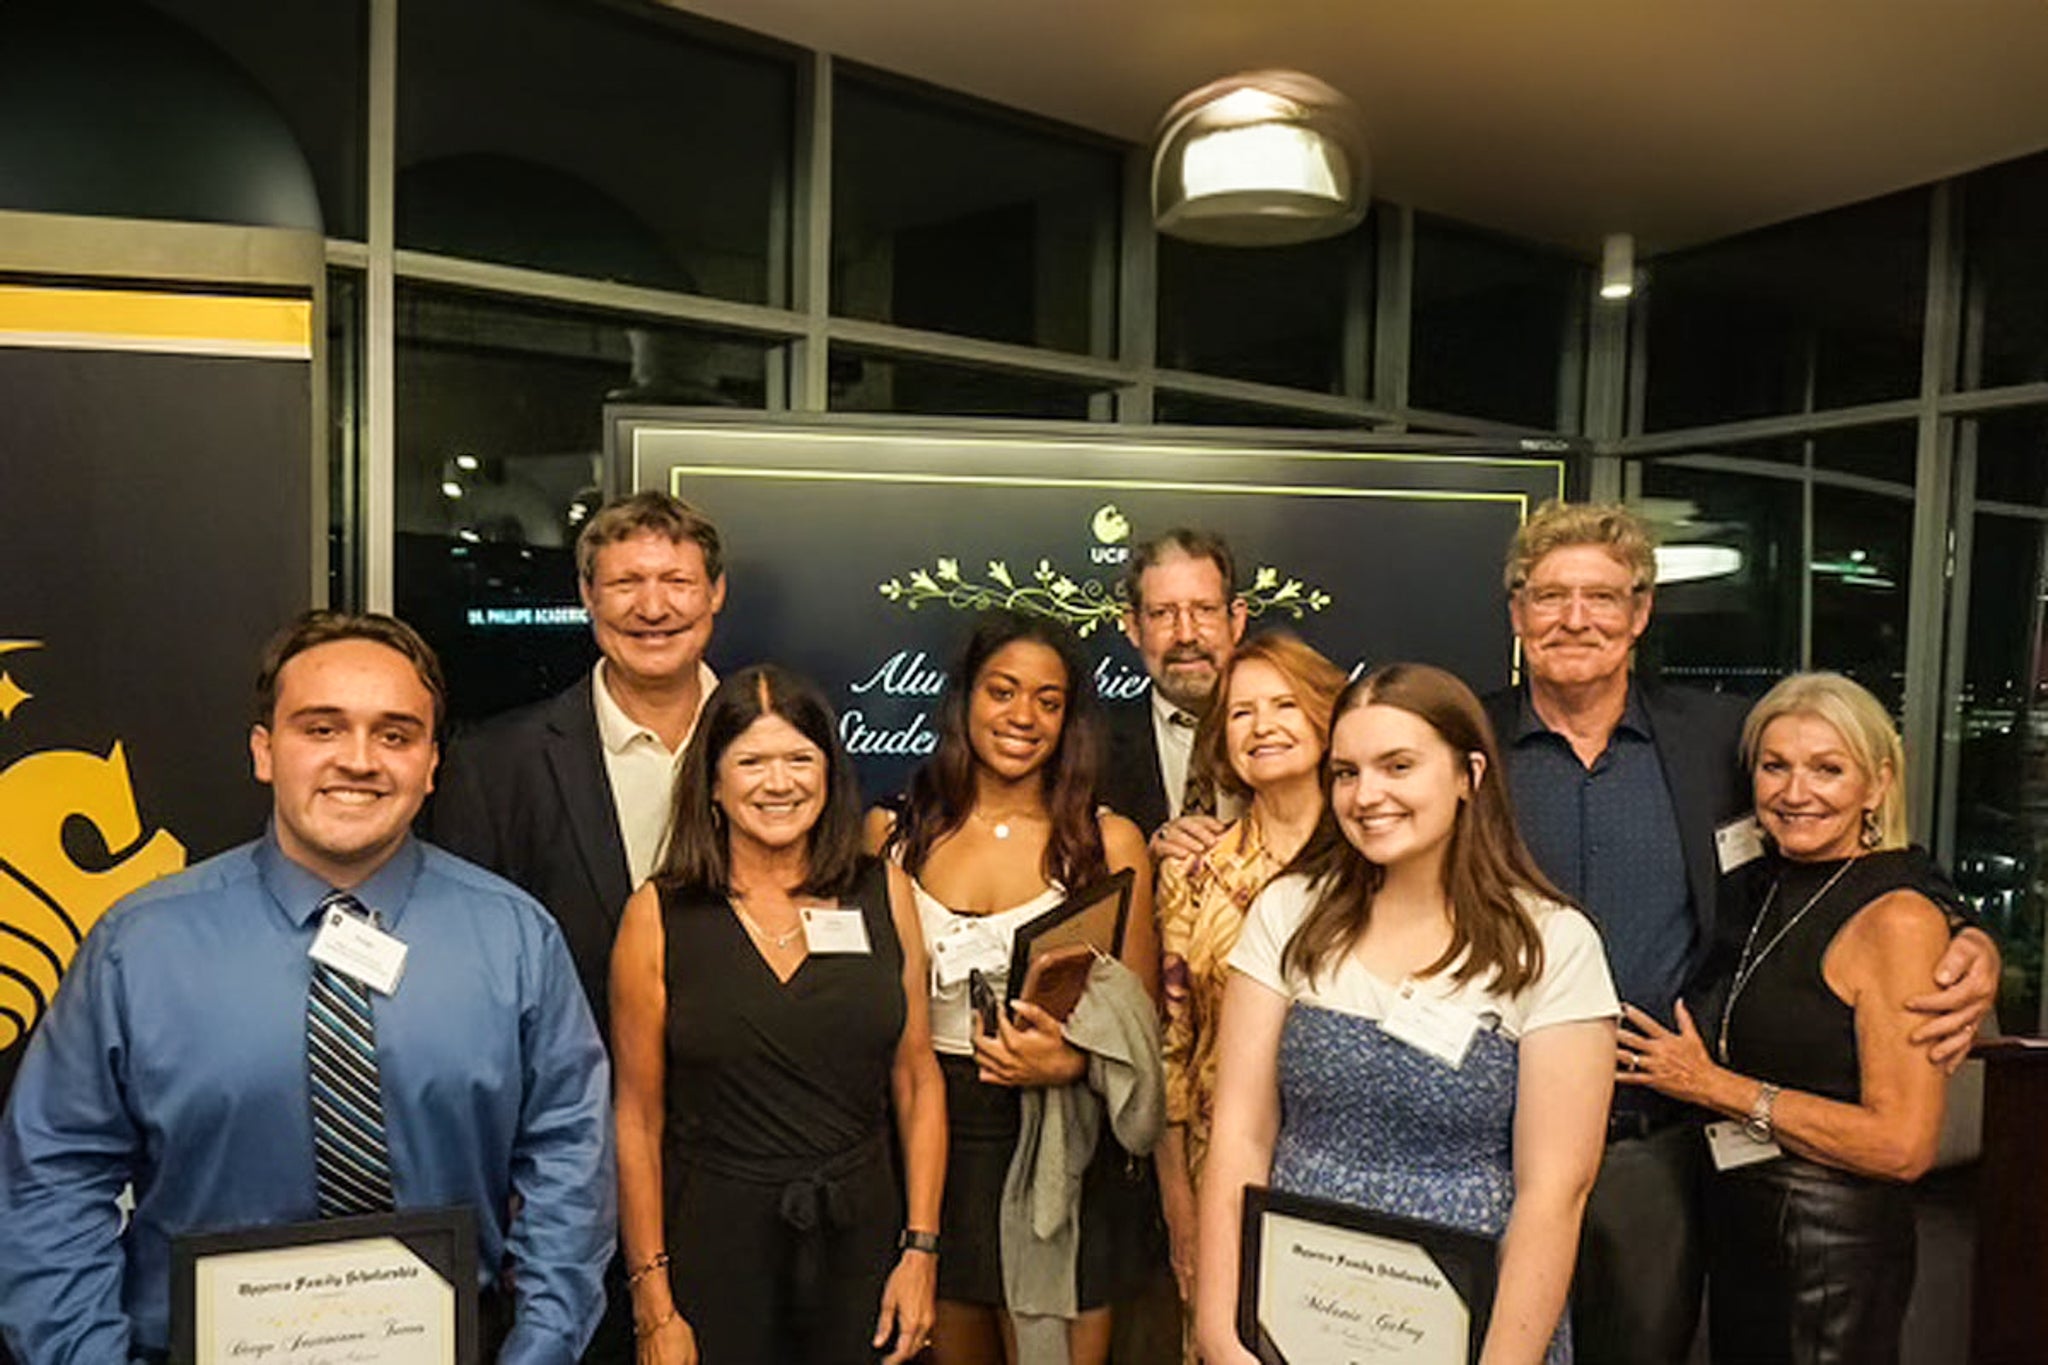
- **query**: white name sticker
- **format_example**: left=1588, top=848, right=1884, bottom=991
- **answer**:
left=1715, top=814, right=1766, bottom=874
left=309, top=906, right=407, bottom=995
left=801, top=907, right=872, bottom=955
left=1379, top=987, right=1481, bottom=1069
left=1704, top=1119, right=1782, bottom=1171
left=930, top=920, right=1008, bottom=988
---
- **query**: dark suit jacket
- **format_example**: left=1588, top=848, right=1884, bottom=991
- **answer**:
left=1100, top=702, right=1170, bottom=836
left=429, top=676, right=631, bottom=1044
left=1484, top=676, right=1752, bottom=1005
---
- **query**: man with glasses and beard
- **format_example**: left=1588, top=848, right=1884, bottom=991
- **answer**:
left=1105, top=529, right=1249, bottom=858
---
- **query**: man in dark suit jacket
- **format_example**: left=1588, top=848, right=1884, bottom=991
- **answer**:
left=1100, top=528, right=1247, bottom=849
left=1486, top=500, right=1998, bottom=1365
left=430, top=493, right=724, bottom=1365
left=431, top=492, right=724, bottom=1046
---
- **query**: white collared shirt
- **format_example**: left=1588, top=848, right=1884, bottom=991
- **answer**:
left=1149, top=688, right=1200, bottom=821
left=1146, top=689, right=1244, bottom=824
left=592, top=658, right=718, bottom=887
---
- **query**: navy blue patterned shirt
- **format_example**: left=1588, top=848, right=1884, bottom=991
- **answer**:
left=1503, top=685, right=1694, bottom=1023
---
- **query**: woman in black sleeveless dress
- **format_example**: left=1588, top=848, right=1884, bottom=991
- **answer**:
left=1619, top=672, right=1956, bottom=1365
left=613, top=665, right=946, bottom=1364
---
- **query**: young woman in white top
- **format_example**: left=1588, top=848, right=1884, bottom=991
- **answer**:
left=1195, top=662, right=1617, bottom=1365
left=865, top=610, right=1158, bottom=1365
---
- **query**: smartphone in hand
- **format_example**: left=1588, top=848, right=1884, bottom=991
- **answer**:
left=968, top=968, right=1001, bottom=1037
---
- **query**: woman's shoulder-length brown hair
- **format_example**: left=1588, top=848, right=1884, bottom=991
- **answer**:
left=1283, top=662, right=1568, bottom=997
left=657, top=664, right=868, bottom=900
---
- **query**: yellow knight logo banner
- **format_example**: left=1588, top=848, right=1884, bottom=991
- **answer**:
left=0, top=640, right=186, bottom=1051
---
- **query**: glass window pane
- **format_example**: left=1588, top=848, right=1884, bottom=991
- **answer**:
left=1156, top=223, right=1371, bottom=393
left=1, top=0, right=362, bottom=234
left=399, top=0, right=791, bottom=301
left=1634, top=463, right=1803, bottom=696
left=1642, top=190, right=1927, bottom=430
left=1810, top=486, right=1912, bottom=714
left=829, top=349, right=1101, bottom=419
left=1637, top=451, right=1914, bottom=710
left=149, top=0, right=365, bottom=236
left=1954, top=408, right=2048, bottom=1032
left=1963, top=151, right=2048, bottom=390
left=1812, top=424, right=1916, bottom=487
left=394, top=285, right=772, bottom=722
left=1409, top=215, right=1583, bottom=430
left=832, top=76, right=1120, bottom=355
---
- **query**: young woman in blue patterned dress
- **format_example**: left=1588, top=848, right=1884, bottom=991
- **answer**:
left=1194, top=663, right=1617, bottom=1365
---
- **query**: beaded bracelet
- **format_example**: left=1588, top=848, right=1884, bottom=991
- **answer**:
left=634, top=1307, right=679, bottom=1340
left=626, top=1251, right=671, bottom=1288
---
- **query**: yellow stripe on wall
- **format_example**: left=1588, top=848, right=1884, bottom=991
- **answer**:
left=0, top=284, right=311, bottom=360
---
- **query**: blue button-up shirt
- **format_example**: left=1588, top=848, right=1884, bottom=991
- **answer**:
left=1504, top=686, right=1695, bottom=1022
left=0, top=832, right=615, bottom=1365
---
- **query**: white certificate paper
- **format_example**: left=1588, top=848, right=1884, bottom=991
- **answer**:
left=192, top=1235, right=453, bottom=1363
left=1256, top=1209, right=1472, bottom=1362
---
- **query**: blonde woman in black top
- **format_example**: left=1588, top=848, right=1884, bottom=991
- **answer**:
left=1618, top=671, right=1954, bottom=1365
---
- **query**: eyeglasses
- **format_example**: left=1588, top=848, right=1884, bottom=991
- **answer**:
left=1139, top=600, right=1230, bottom=632
left=1518, top=584, right=1640, bottom=622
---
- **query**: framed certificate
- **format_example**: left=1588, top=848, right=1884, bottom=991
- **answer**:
left=171, top=1206, right=477, bottom=1365
left=1237, top=1185, right=1497, bottom=1364
left=1005, top=867, right=1134, bottom=987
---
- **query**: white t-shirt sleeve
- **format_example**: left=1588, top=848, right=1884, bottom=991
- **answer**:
left=1518, top=900, right=1621, bottom=1034
left=1227, top=874, right=1318, bottom=997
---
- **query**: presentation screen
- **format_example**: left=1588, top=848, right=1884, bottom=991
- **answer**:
left=615, top=415, right=1568, bottom=804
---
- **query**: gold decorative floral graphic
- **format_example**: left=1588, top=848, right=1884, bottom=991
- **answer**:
left=0, top=640, right=186, bottom=1051
left=877, top=557, right=1332, bottom=636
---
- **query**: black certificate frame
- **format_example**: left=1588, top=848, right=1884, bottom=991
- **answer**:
left=1238, top=1185, right=1498, bottom=1365
left=1004, top=866, right=1135, bottom=989
left=171, top=1205, right=478, bottom=1365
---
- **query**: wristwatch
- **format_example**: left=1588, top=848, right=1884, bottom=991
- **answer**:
left=899, top=1228, right=940, bottom=1255
left=1743, top=1082, right=1781, bottom=1143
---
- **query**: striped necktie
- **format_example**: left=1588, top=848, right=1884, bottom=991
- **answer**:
left=1171, top=709, right=1217, bottom=818
left=306, top=891, right=396, bottom=1218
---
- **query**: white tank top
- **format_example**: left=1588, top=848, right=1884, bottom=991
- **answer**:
left=908, top=876, right=1064, bottom=1056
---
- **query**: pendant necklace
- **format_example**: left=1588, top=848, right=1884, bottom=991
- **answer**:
left=1717, top=855, right=1859, bottom=1060
left=972, top=807, right=1040, bottom=841
left=732, top=895, right=803, bottom=950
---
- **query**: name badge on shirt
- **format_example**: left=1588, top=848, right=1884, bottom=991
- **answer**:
left=1704, top=1119, right=1782, bottom=1170
left=930, top=919, right=1008, bottom=988
left=309, top=907, right=407, bottom=995
left=801, top=907, right=872, bottom=955
left=1380, top=985, right=1481, bottom=1069
left=1714, top=814, right=1765, bottom=874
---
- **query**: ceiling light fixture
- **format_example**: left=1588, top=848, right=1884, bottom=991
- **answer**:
left=1600, top=232, right=1636, bottom=300
left=1152, top=70, right=1368, bottom=247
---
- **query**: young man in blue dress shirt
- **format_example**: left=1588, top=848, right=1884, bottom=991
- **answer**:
left=0, top=611, right=615, bottom=1365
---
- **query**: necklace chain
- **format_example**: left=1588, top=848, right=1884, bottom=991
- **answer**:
left=971, top=807, right=1042, bottom=841
left=1717, top=856, right=1859, bottom=1060
left=731, top=896, right=804, bottom=951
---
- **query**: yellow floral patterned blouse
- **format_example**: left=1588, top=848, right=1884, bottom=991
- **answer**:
left=1157, top=811, right=1287, bottom=1178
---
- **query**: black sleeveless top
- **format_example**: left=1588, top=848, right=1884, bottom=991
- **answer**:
left=1721, top=848, right=1957, bottom=1104
left=660, top=858, right=906, bottom=1168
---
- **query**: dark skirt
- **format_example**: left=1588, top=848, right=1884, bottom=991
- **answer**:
left=1706, top=1153, right=1917, bottom=1365
left=935, top=1053, right=1163, bottom=1310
